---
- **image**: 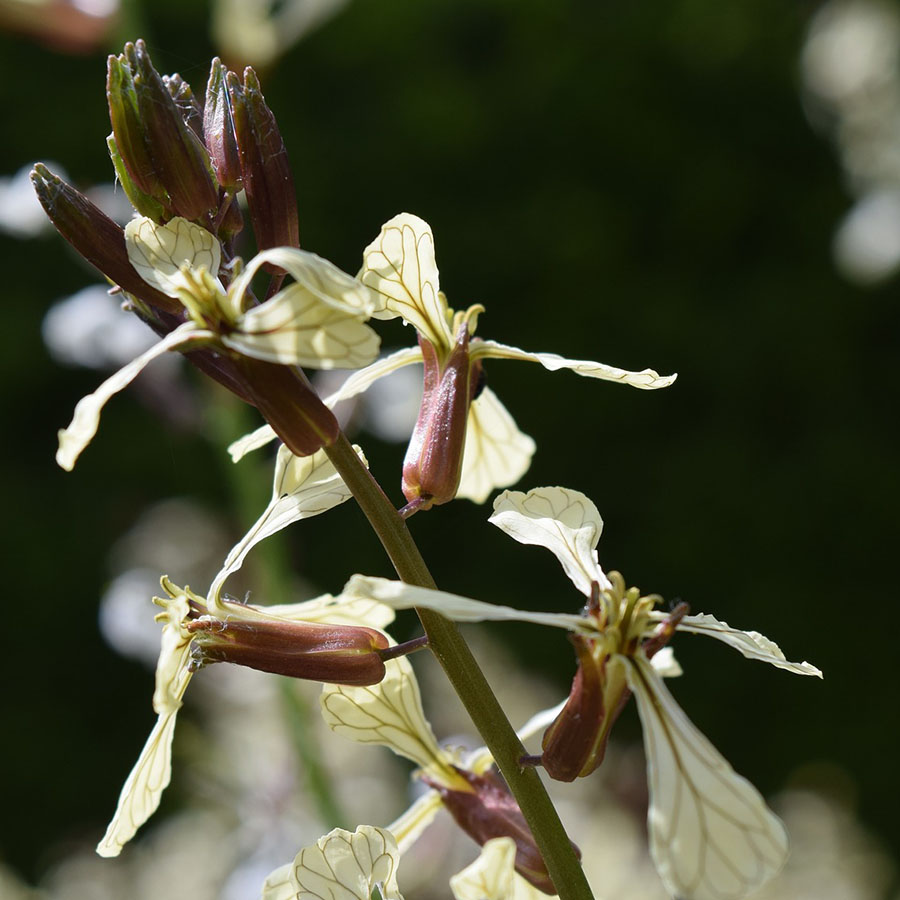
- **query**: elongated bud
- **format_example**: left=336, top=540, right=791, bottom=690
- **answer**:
left=541, top=642, right=630, bottom=782
left=234, top=356, right=340, bottom=456
left=187, top=617, right=389, bottom=686
left=107, top=134, right=168, bottom=222
left=204, top=58, right=242, bottom=192
left=30, top=164, right=180, bottom=315
left=423, top=767, right=578, bottom=894
left=227, top=67, right=300, bottom=264
left=164, top=73, right=204, bottom=140
left=401, top=327, right=474, bottom=508
left=126, top=40, right=218, bottom=222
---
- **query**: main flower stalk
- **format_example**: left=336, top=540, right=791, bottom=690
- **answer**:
left=322, top=433, right=592, bottom=900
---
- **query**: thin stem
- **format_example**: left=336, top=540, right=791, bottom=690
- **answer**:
left=323, top=432, right=593, bottom=900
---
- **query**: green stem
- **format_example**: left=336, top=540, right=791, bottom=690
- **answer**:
left=324, top=433, right=593, bottom=900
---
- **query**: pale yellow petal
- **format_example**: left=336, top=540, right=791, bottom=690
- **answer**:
left=386, top=791, right=443, bottom=854
left=649, top=646, right=683, bottom=678
left=361, top=213, right=453, bottom=350
left=475, top=340, right=676, bottom=389
left=261, top=592, right=395, bottom=630
left=56, top=322, right=211, bottom=471
left=95, top=710, right=180, bottom=857
left=674, top=614, right=823, bottom=678
left=151, top=590, right=193, bottom=716
left=289, top=826, right=404, bottom=900
left=456, top=389, right=536, bottom=504
left=626, top=655, right=789, bottom=900
left=450, top=837, right=517, bottom=900
left=320, top=655, right=452, bottom=778
left=225, top=285, right=380, bottom=368
left=125, top=216, right=220, bottom=297
left=343, top=575, right=587, bottom=634
left=489, top=487, right=609, bottom=596
left=260, top=863, right=296, bottom=900
left=209, top=445, right=363, bottom=604
left=322, top=346, right=424, bottom=408
left=227, top=422, right=279, bottom=462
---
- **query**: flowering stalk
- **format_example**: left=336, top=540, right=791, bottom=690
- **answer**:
left=320, top=433, right=592, bottom=900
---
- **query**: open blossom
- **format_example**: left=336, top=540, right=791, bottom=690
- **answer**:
left=343, top=486, right=822, bottom=900
left=55, top=215, right=383, bottom=471
left=96, top=446, right=394, bottom=858
left=229, top=213, right=676, bottom=506
left=316, top=650, right=568, bottom=895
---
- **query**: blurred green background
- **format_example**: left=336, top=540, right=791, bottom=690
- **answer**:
left=1, top=0, right=896, bottom=894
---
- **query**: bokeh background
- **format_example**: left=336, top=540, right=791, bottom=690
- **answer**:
left=1, top=0, right=898, bottom=897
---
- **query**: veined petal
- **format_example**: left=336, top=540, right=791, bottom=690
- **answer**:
left=229, top=246, right=382, bottom=318
left=674, top=614, right=823, bottom=678
left=625, top=654, right=789, bottom=900
left=489, top=487, right=610, bottom=596
left=56, top=322, right=212, bottom=471
left=450, top=837, right=517, bottom=900
left=224, top=287, right=381, bottom=368
left=209, top=445, right=364, bottom=603
left=343, top=575, right=588, bottom=633
left=474, top=340, right=676, bottom=390
left=125, top=216, right=221, bottom=298
left=260, top=863, right=296, bottom=900
left=361, top=213, right=454, bottom=350
left=263, top=592, right=395, bottom=631
left=286, top=826, right=404, bottom=900
left=322, top=345, right=425, bottom=408
left=95, top=710, right=180, bottom=857
left=386, top=790, right=443, bottom=854
left=152, top=588, right=193, bottom=715
left=228, top=422, right=279, bottom=462
left=456, top=389, right=536, bottom=504
left=320, top=655, right=454, bottom=780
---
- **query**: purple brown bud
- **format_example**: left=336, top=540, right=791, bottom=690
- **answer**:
left=227, top=67, right=300, bottom=265
left=163, top=72, right=205, bottom=141
left=186, top=616, right=389, bottom=686
left=401, top=327, right=475, bottom=509
left=423, top=767, right=578, bottom=894
left=204, top=58, right=242, bottom=192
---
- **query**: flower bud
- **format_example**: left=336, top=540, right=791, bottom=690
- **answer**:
left=204, top=58, right=243, bottom=193
left=187, top=616, right=389, bottom=686
left=541, top=638, right=630, bottom=782
left=423, top=767, right=577, bottom=894
left=30, top=164, right=180, bottom=316
left=227, top=67, right=300, bottom=265
left=163, top=73, right=205, bottom=141
left=401, top=327, right=475, bottom=508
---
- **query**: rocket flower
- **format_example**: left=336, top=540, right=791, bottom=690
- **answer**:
left=343, top=486, right=822, bottom=900
left=315, top=650, right=571, bottom=895
left=229, top=213, right=675, bottom=508
left=96, top=445, right=394, bottom=858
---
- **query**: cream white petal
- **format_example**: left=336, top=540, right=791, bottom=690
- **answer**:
left=260, top=863, right=296, bottom=900
left=229, top=246, right=382, bottom=318
left=361, top=213, right=454, bottom=349
left=227, top=422, right=278, bottom=462
left=450, top=837, right=517, bottom=900
left=456, top=388, right=536, bottom=504
left=259, top=592, right=396, bottom=630
left=151, top=591, right=193, bottom=716
left=489, top=487, right=610, bottom=596
left=322, top=345, right=424, bottom=407
left=125, top=217, right=220, bottom=297
left=209, top=445, right=363, bottom=604
left=95, top=709, right=180, bottom=857
left=343, top=575, right=588, bottom=634
left=320, top=655, right=453, bottom=777
left=474, top=340, right=676, bottom=389
left=224, top=285, right=381, bottom=368
left=650, top=646, right=683, bottom=678
left=56, top=322, right=212, bottom=471
left=287, top=826, right=404, bottom=900
left=674, top=614, right=823, bottom=678
left=386, top=790, right=443, bottom=854
left=625, top=655, right=789, bottom=900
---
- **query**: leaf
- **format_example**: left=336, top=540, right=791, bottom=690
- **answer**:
left=456, top=388, right=536, bottom=504
left=489, top=487, right=609, bottom=596
left=675, top=614, right=823, bottom=678
left=626, top=655, right=789, bottom=900
left=361, top=213, right=453, bottom=350
left=475, top=340, right=677, bottom=390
